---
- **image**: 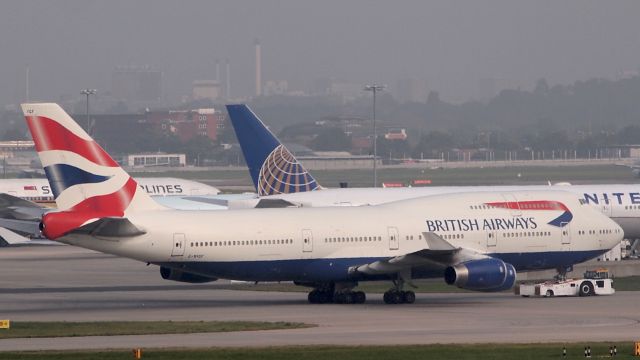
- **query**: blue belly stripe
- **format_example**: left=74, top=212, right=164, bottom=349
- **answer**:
left=156, top=250, right=606, bottom=283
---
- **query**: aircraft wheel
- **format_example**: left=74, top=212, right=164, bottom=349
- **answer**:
left=308, top=290, right=319, bottom=304
left=402, top=291, right=416, bottom=304
left=384, top=290, right=402, bottom=304
left=353, top=291, right=366, bottom=304
left=343, top=292, right=354, bottom=304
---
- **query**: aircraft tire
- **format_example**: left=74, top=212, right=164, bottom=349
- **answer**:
left=402, top=291, right=416, bottom=304
left=353, top=291, right=366, bottom=304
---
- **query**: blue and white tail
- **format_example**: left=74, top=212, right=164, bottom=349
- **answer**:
left=226, top=104, right=321, bottom=196
left=21, top=103, right=162, bottom=238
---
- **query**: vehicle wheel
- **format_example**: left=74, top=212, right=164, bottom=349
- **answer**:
left=402, top=291, right=416, bottom=304
left=579, top=281, right=594, bottom=297
left=545, top=290, right=554, bottom=297
left=353, top=291, right=366, bottom=304
left=334, top=293, right=346, bottom=304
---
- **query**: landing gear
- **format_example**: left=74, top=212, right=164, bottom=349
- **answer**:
left=383, top=290, right=415, bottom=304
left=383, top=274, right=416, bottom=304
left=554, top=265, right=573, bottom=281
left=308, top=289, right=333, bottom=304
left=306, top=282, right=366, bottom=304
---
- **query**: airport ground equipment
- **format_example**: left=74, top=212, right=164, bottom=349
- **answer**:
left=516, top=268, right=614, bottom=297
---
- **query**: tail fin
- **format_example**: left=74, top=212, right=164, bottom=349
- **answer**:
left=21, top=103, right=161, bottom=215
left=226, top=104, right=321, bottom=196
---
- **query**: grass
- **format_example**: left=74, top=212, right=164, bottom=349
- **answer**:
left=610, top=276, right=640, bottom=291
left=0, top=321, right=311, bottom=339
left=0, top=343, right=637, bottom=359
left=130, top=164, right=637, bottom=190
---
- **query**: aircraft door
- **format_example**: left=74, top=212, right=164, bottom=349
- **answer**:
left=561, top=223, right=571, bottom=247
left=171, top=233, right=186, bottom=257
left=501, top=193, right=521, bottom=216
left=302, top=229, right=313, bottom=253
left=486, top=231, right=497, bottom=248
left=387, top=227, right=399, bottom=250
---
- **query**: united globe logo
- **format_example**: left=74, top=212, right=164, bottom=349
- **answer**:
left=257, top=145, right=319, bottom=195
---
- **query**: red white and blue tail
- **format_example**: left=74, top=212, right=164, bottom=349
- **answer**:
left=21, top=103, right=161, bottom=238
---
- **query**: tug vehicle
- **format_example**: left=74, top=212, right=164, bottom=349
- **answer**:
left=516, top=268, right=614, bottom=297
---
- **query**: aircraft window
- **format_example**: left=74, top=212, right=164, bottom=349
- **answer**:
left=419, top=235, right=422, bottom=240
left=379, top=236, right=382, bottom=241
left=410, top=235, right=414, bottom=240
left=190, top=242, right=193, bottom=247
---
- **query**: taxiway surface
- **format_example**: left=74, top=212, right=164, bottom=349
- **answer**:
left=1, top=245, right=639, bottom=351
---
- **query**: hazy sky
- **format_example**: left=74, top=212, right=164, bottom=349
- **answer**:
left=2, top=0, right=640, bottom=107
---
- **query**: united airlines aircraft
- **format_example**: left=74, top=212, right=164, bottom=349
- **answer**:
left=20, top=103, right=621, bottom=304
left=225, top=104, right=640, bottom=240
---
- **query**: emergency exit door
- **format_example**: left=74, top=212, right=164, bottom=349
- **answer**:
left=171, top=233, right=186, bottom=257
left=302, top=229, right=313, bottom=252
left=388, top=227, right=399, bottom=250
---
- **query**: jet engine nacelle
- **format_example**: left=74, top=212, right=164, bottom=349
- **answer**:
left=444, top=258, right=516, bottom=292
left=160, top=266, right=218, bottom=283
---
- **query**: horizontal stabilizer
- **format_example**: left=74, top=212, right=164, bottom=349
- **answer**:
left=0, top=193, right=44, bottom=209
left=181, top=196, right=229, bottom=207
left=0, top=218, right=42, bottom=237
left=71, top=217, right=146, bottom=238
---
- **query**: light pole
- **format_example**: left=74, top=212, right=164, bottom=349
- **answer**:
left=364, top=84, right=385, bottom=187
left=80, top=89, right=97, bottom=135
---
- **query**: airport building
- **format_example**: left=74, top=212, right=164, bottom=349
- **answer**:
left=122, top=153, right=186, bottom=168
left=146, top=108, right=224, bottom=142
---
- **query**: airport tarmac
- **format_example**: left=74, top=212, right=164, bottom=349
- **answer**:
left=1, top=245, right=640, bottom=351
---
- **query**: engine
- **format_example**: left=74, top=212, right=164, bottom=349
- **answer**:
left=160, top=266, right=218, bottom=283
left=444, top=258, right=516, bottom=292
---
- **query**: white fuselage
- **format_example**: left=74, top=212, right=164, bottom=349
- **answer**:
left=234, top=184, right=640, bottom=239
left=59, top=190, right=622, bottom=283
left=0, top=177, right=219, bottom=203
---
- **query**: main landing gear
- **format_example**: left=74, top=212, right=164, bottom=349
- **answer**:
left=307, top=282, right=366, bottom=304
left=383, top=277, right=415, bottom=304
left=305, top=275, right=417, bottom=305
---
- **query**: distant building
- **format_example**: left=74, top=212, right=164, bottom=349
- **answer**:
left=384, top=128, right=408, bottom=141
left=146, top=108, right=224, bottom=142
left=264, top=80, right=289, bottom=96
left=123, top=153, right=186, bottom=167
left=112, top=65, right=162, bottom=102
left=192, top=80, right=222, bottom=102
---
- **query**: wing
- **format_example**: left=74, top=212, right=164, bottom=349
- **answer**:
left=348, top=232, right=489, bottom=276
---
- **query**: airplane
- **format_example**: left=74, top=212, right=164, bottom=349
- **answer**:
left=224, top=104, right=640, bottom=241
left=20, top=102, right=622, bottom=304
left=0, top=177, right=222, bottom=245
left=0, top=177, right=219, bottom=204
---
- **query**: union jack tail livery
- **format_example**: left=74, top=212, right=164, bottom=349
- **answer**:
left=226, top=104, right=321, bottom=196
left=21, top=103, right=162, bottom=239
